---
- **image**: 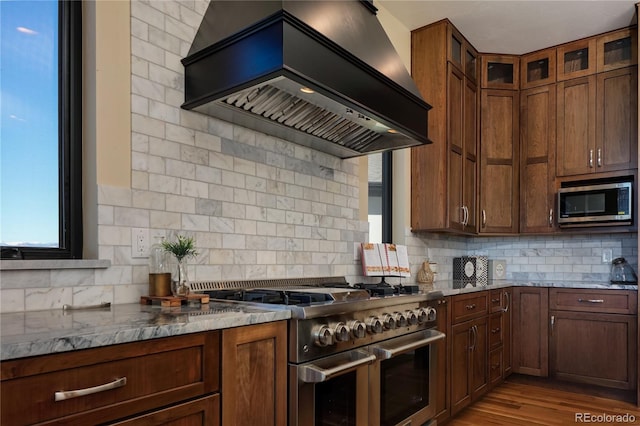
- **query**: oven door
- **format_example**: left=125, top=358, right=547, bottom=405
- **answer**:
left=290, top=349, right=375, bottom=426
left=369, top=329, right=445, bottom=426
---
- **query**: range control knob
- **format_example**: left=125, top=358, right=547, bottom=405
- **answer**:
left=333, top=322, right=350, bottom=342
left=393, top=311, right=407, bottom=328
left=367, top=316, right=384, bottom=334
left=381, top=313, right=396, bottom=330
left=313, top=324, right=334, bottom=347
left=405, top=310, right=418, bottom=325
left=415, top=308, right=428, bottom=324
left=426, top=307, right=437, bottom=322
left=348, top=320, right=367, bottom=339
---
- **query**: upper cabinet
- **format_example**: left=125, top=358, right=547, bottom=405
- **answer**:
left=520, top=49, right=556, bottom=89
left=411, top=19, right=478, bottom=233
left=557, top=38, right=596, bottom=80
left=481, top=55, right=519, bottom=90
left=597, top=28, right=638, bottom=73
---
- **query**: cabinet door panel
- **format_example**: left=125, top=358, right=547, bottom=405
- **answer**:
left=556, top=76, right=596, bottom=176
left=520, top=85, right=556, bottom=233
left=596, top=67, right=638, bottom=172
left=463, top=79, right=478, bottom=232
left=448, top=65, right=465, bottom=231
left=480, top=90, right=519, bottom=234
left=450, top=322, right=472, bottom=416
left=513, top=288, right=549, bottom=376
left=470, top=318, right=488, bottom=399
left=550, top=311, right=637, bottom=389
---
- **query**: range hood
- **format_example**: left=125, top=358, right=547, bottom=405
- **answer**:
left=181, top=0, right=432, bottom=158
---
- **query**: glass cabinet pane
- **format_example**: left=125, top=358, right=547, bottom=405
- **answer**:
left=603, top=36, right=632, bottom=66
left=451, top=34, right=462, bottom=65
left=527, top=58, right=549, bottom=83
left=564, top=47, right=589, bottom=73
left=466, top=49, right=477, bottom=80
left=487, top=62, right=514, bottom=84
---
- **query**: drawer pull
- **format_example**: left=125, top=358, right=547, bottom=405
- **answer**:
left=577, top=298, right=604, bottom=304
left=491, top=327, right=501, bottom=334
left=54, top=377, right=127, bottom=401
left=465, top=304, right=476, bottom=310
left=491, top=298, right=500, bottom=304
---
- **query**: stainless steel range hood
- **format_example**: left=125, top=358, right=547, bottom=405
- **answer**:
left=181, top=0, right=431, bottom=158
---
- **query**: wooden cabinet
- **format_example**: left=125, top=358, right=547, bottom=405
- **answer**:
left=481, top=55, right=519, bottom=90
left=450, top=292, right=489, bottom=416
left=557, top=66, right=637, bottom=177
left=0, top=332, right=220, bottom=426
left=434, top=297, right=451, bottom=424
left=110, top=395, right=220, bottom=425
left=596, top=66, right=638, bottom=173
left=479, top=89, right=519, bottom=234
left=557, top=38, right=596, bottom=81
left=411, top=20, right=478, bottom=234
left=556, top=75, right=597, bottom=177
left=222, top=321, right=287, bottom=426
left=549, top=289, right=638, bottom=389
left=520, top=49, right=556, bottom=89
left=512, top=287, right=549, bottom=376
left=597, top=28, right=638, bottom=73
left=520, top=84, right=557, bottom=233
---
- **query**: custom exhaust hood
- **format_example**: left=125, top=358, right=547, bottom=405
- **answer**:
left=181, top=0, right=432, bottom=158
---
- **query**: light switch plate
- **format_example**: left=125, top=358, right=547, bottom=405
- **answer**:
left=602, top=248, right=612, bottom=263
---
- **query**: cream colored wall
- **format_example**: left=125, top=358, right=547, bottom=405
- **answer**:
left=376, top=4, right=413, bottom=244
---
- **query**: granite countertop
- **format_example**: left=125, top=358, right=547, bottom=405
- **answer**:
left=0, top=302, right=291, bottom=361
left=1, top=281, right=637, bottom=361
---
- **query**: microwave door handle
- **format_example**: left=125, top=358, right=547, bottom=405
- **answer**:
left=371, top=330, right=445, bottom=360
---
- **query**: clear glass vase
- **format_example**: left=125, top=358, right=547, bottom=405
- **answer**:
left=173, top=257, right=191, bottom=297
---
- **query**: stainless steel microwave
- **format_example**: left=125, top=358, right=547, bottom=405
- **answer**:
left=558, top=181, right=632, bottom=225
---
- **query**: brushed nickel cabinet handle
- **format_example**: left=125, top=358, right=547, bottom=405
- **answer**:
left=597, top=148, right=602, bottom=167
left=465, top=304, right=476, bottom=310
left=55, top=377, right=127, bottom=401
left=589, top=149, right=594, bottom=168
left=482, top=209, right=486, bottom=227
left=550, top=315, right=555, bottom=335
left=503, top=291, right=510, bottom=312
left=578, top=298, right=604, bottom=303
left=549, top=209, right=553, bottom=227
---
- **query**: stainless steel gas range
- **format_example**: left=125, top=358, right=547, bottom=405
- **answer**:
left=192, top=277, right=445, bottom=426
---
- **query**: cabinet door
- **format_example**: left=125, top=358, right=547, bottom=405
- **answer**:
left=470, top=317, right=488, bottom=399
left=481, top=55, right=519, bottom=90
left=450, top=321, right=472, bottom=416
left=520, top=49, right=556, bottom=89
left=550, top=311, right=637, bottom=389
left=502, top=288, right=513, bottom=378
left=448, top=64, right=466, bottom=232
left=557, top=38, right=596, bottom=81
left=597, top=28, right=638, bottom=73
left=556, top=75, right=597, bottom=176
left=479, top=89, right=519, bottom=234
left=222, top=321, right=287, bottom=426
left=109, top=395, right=220, bottom=426
left=512, top=287, right=549, bottom=377
left=463, top=78, right=478, bottom=233
left=596, top=67, right=638, bottom=173
left=520, top=84, right=557, bottom=233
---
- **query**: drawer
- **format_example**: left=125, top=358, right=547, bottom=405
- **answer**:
left=489, top=347, right=503, bottom=386
left=452, top=292, right=489, bottom=324
left=549, top=289, right=638, bottom=314
left=490, top=289, right=503, bottom=313
left=110, top=394, right=220, bottom=425
left=488, top=312, right=503, bottom=349
left=1, top=332, right=219, bottom=426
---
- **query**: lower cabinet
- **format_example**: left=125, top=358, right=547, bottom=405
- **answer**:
left=434, top=297, right=451, bottom=424
left=549, top=289, right=638, bottom=390
left=512, top=287, right=549, bottom=376
left=222, top=321, right=287, bottom=426
left=0, top=332, right=220, bottom=426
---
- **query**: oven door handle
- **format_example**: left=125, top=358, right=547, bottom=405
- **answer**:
left=299, top=350, right=376, bottom=383
left=371, top=330, right=445, bottom=360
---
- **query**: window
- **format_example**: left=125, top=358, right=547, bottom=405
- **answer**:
left=1, top=1, right=82, bottom=259
left=368, top=151, right=392, bottom=243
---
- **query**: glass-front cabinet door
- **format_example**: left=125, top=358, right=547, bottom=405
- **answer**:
left=520, top=49, right=556, bottom=89
left=597, top=28, right=638, bottom=73
left=557, top=38, right=596, bottom=80
left=481, top=55, right=519, bottom=90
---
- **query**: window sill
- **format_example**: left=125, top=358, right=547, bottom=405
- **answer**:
left=0, top=259, right=111, bottom=271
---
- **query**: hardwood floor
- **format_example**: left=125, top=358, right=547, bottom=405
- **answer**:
left=447, top=375, right=640, bottom=425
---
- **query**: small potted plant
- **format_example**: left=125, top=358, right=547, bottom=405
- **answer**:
left=162, top=234, right=198, bottom=296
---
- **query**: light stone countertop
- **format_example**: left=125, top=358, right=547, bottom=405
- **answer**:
left=1, top=281, right=637, bottom=361
left=0, top=302, right=291, bottom=361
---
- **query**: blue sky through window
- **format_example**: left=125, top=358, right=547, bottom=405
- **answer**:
left=1, top=0, right=59, bottom=247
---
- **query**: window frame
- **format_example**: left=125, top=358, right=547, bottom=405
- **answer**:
left=2, top=1, right=83, bottom=259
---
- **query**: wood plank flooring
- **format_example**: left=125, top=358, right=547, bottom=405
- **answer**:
left=447, top=376, right=640, bottom=425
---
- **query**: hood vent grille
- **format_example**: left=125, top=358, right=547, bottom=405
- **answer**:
left=223, top=84, right=380, bottom=152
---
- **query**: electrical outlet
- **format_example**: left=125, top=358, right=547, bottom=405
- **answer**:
left=602, top=248, right=613, bottom=263
left=132, top=228, right=149, bottom=258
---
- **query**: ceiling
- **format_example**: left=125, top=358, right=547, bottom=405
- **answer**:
left=378, top=1, right=638, bottom=55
